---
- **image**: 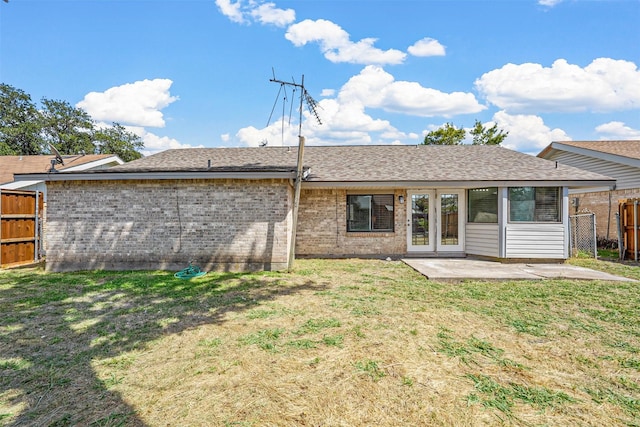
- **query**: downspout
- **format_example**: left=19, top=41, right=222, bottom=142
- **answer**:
left=606, top=190, right=612, bottom=240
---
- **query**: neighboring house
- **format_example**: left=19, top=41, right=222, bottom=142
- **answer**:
left=538, top=140, right=640, bottom=241
left=0, top=154, right=124, bottom=194
left=15, top=145, right=614, bottom=272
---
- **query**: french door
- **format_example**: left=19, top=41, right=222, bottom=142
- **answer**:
left=406, top=190, right=464, bottom=253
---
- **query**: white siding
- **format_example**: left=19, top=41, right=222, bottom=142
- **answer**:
left=466, top=223, right=499, bottom=257
left=505, top=224, right=566, bottom=259
left=547, top=151, right=640, bottom=190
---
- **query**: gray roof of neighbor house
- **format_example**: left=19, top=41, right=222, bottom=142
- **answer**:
left=14, top=145, right=615, bottom=188
left=0, top=154, right=123, bottom=185
left=538, top=140, right=640, bottom=163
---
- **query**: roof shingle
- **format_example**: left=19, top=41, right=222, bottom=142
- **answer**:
left=107, top=145, right=612, bottom=183
left=0, top=154, right=119, bottom=185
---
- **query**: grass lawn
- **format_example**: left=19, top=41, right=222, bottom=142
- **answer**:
left=1, top=258, right=639, bottom=426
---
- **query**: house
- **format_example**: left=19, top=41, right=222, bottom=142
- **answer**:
left=14, top=145, right=615, bottom=272
left=538, top=140, right=640, bottom=241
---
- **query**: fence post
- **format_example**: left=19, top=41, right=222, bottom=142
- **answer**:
left=592, top=213, right=597, bottom=259
left=616, top=212, right=623, bottom=260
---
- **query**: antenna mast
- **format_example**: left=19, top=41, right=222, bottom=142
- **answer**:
left=269, top=74, right=321, bottom=271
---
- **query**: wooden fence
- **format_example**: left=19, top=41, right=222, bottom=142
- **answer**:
left=620, top=198, right=639, bottom=261
left=0, top=189, right=44, bottom=268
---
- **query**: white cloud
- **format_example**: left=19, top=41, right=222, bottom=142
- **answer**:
left=141, top=133, right=196, bottom=155
left=595, top=121, right=640, bottom=139
left=236, top=66, right=485, bottom=147
left=320, top=88, right=335, bottom=97
left=215, top=0, right=245, bottom=24
left=285, top=19, right=406, bottom=65
left=250, top=2, right=295, bottom=27
left=77, top=79, right=178, bottom=128
left=475, top=58, right=640, bottom=113
left=236, top=122, right=298, bottom=147
left=342, top=65, right=485, bottom=117
left=221, top=133, right=230, bottom=142
left=216, top=0, right=294, bottom=27
left=236, top=94, right=398, bottom=147
left=407, top=37, right=445, bottom=57
left=492, top=110, right=570, bottom=154
left=538, top=0, right=563, bottom=7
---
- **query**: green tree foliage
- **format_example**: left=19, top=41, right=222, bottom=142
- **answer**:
left=0, top=83, right=43, bottom=155
left=423, top=120, right=508, bottom=146
left=93, top=123, right=144, bottom=162
left=423, top=122, right=466, bottom=145
left=40, top=98, right=95, bottom=155
left=0, top=83, right=145, bottom=161
left=470, top=119, right=509, bottom=146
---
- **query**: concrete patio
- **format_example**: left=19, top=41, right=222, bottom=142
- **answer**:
left=402, top=258, right=636, bottom=282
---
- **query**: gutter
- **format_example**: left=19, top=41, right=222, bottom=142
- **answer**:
left=14, top=170, right=301, bottom=182
left=301, top=179, right=616, bottom=189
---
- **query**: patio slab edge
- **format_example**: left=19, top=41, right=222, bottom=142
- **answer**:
left=402, top=258, right=636, bottom=282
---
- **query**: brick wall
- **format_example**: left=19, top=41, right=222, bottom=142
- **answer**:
left=45, top=179, right=292, bottom=272
left=571, top=188, right=640, bottom=240
left=296, top=189, right=406, bottom=257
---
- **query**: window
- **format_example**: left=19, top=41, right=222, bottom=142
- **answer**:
left=468, top=188, right=498, bottom=223
left=347, top=194, right=394, bottom=232
left=509, top=187, right=560, bottom=222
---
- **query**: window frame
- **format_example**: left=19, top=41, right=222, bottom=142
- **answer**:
left=508, top=186, right=561, bottom=223
left=467, top=187, right=499, bottom=223
left=346, top=194, right=395, bottom=233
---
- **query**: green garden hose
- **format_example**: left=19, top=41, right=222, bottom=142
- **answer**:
left=174, top=262, right=206, bottom=279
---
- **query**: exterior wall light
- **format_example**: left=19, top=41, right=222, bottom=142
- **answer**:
left=399, top=195, right=404, bottom=204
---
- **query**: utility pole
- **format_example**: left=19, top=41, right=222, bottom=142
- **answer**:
left=269, top=75, right=321, bottom=271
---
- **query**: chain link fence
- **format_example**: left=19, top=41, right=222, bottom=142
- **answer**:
left=569, top=213, right=597, bottom=258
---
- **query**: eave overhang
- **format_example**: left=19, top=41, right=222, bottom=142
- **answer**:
left=542, top=142, right=640, bottom=169
left=301, top=179, right=616, bottom=190
left=14, top=170, right=299, bottom=182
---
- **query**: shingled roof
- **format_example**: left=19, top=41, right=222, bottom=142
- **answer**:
left=61, top=145, right=611, bottom=182
left=0, top=154, right=122, bottom=185
left=24, top=144, right=612, bottom=188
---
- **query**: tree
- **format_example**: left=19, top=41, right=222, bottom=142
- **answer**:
left=0, top=83, right=44, bottom=155
left=0, top=84, right=145, bottom=160
left=92, top=123, right=144, bottom=162
left=470, top=120, right=508, bottom=146
left=423, top=122, right=466, bottom=145
left=40, top=98, right=95, bottom=155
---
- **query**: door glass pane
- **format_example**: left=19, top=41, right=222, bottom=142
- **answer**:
left=440, top=193, right=459, bottom=246
left=411, top=194, right=429, bottom=245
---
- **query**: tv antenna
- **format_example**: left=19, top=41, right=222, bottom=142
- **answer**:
left=269, top=72, right=322, bottom=271
left=48, top=142, right=65, bottom=172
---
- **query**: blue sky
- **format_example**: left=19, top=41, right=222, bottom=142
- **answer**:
left=1, top=0, right=639, bottom=156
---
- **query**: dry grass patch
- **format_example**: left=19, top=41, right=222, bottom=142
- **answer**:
left=1, top=258, right=639, bottom=426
